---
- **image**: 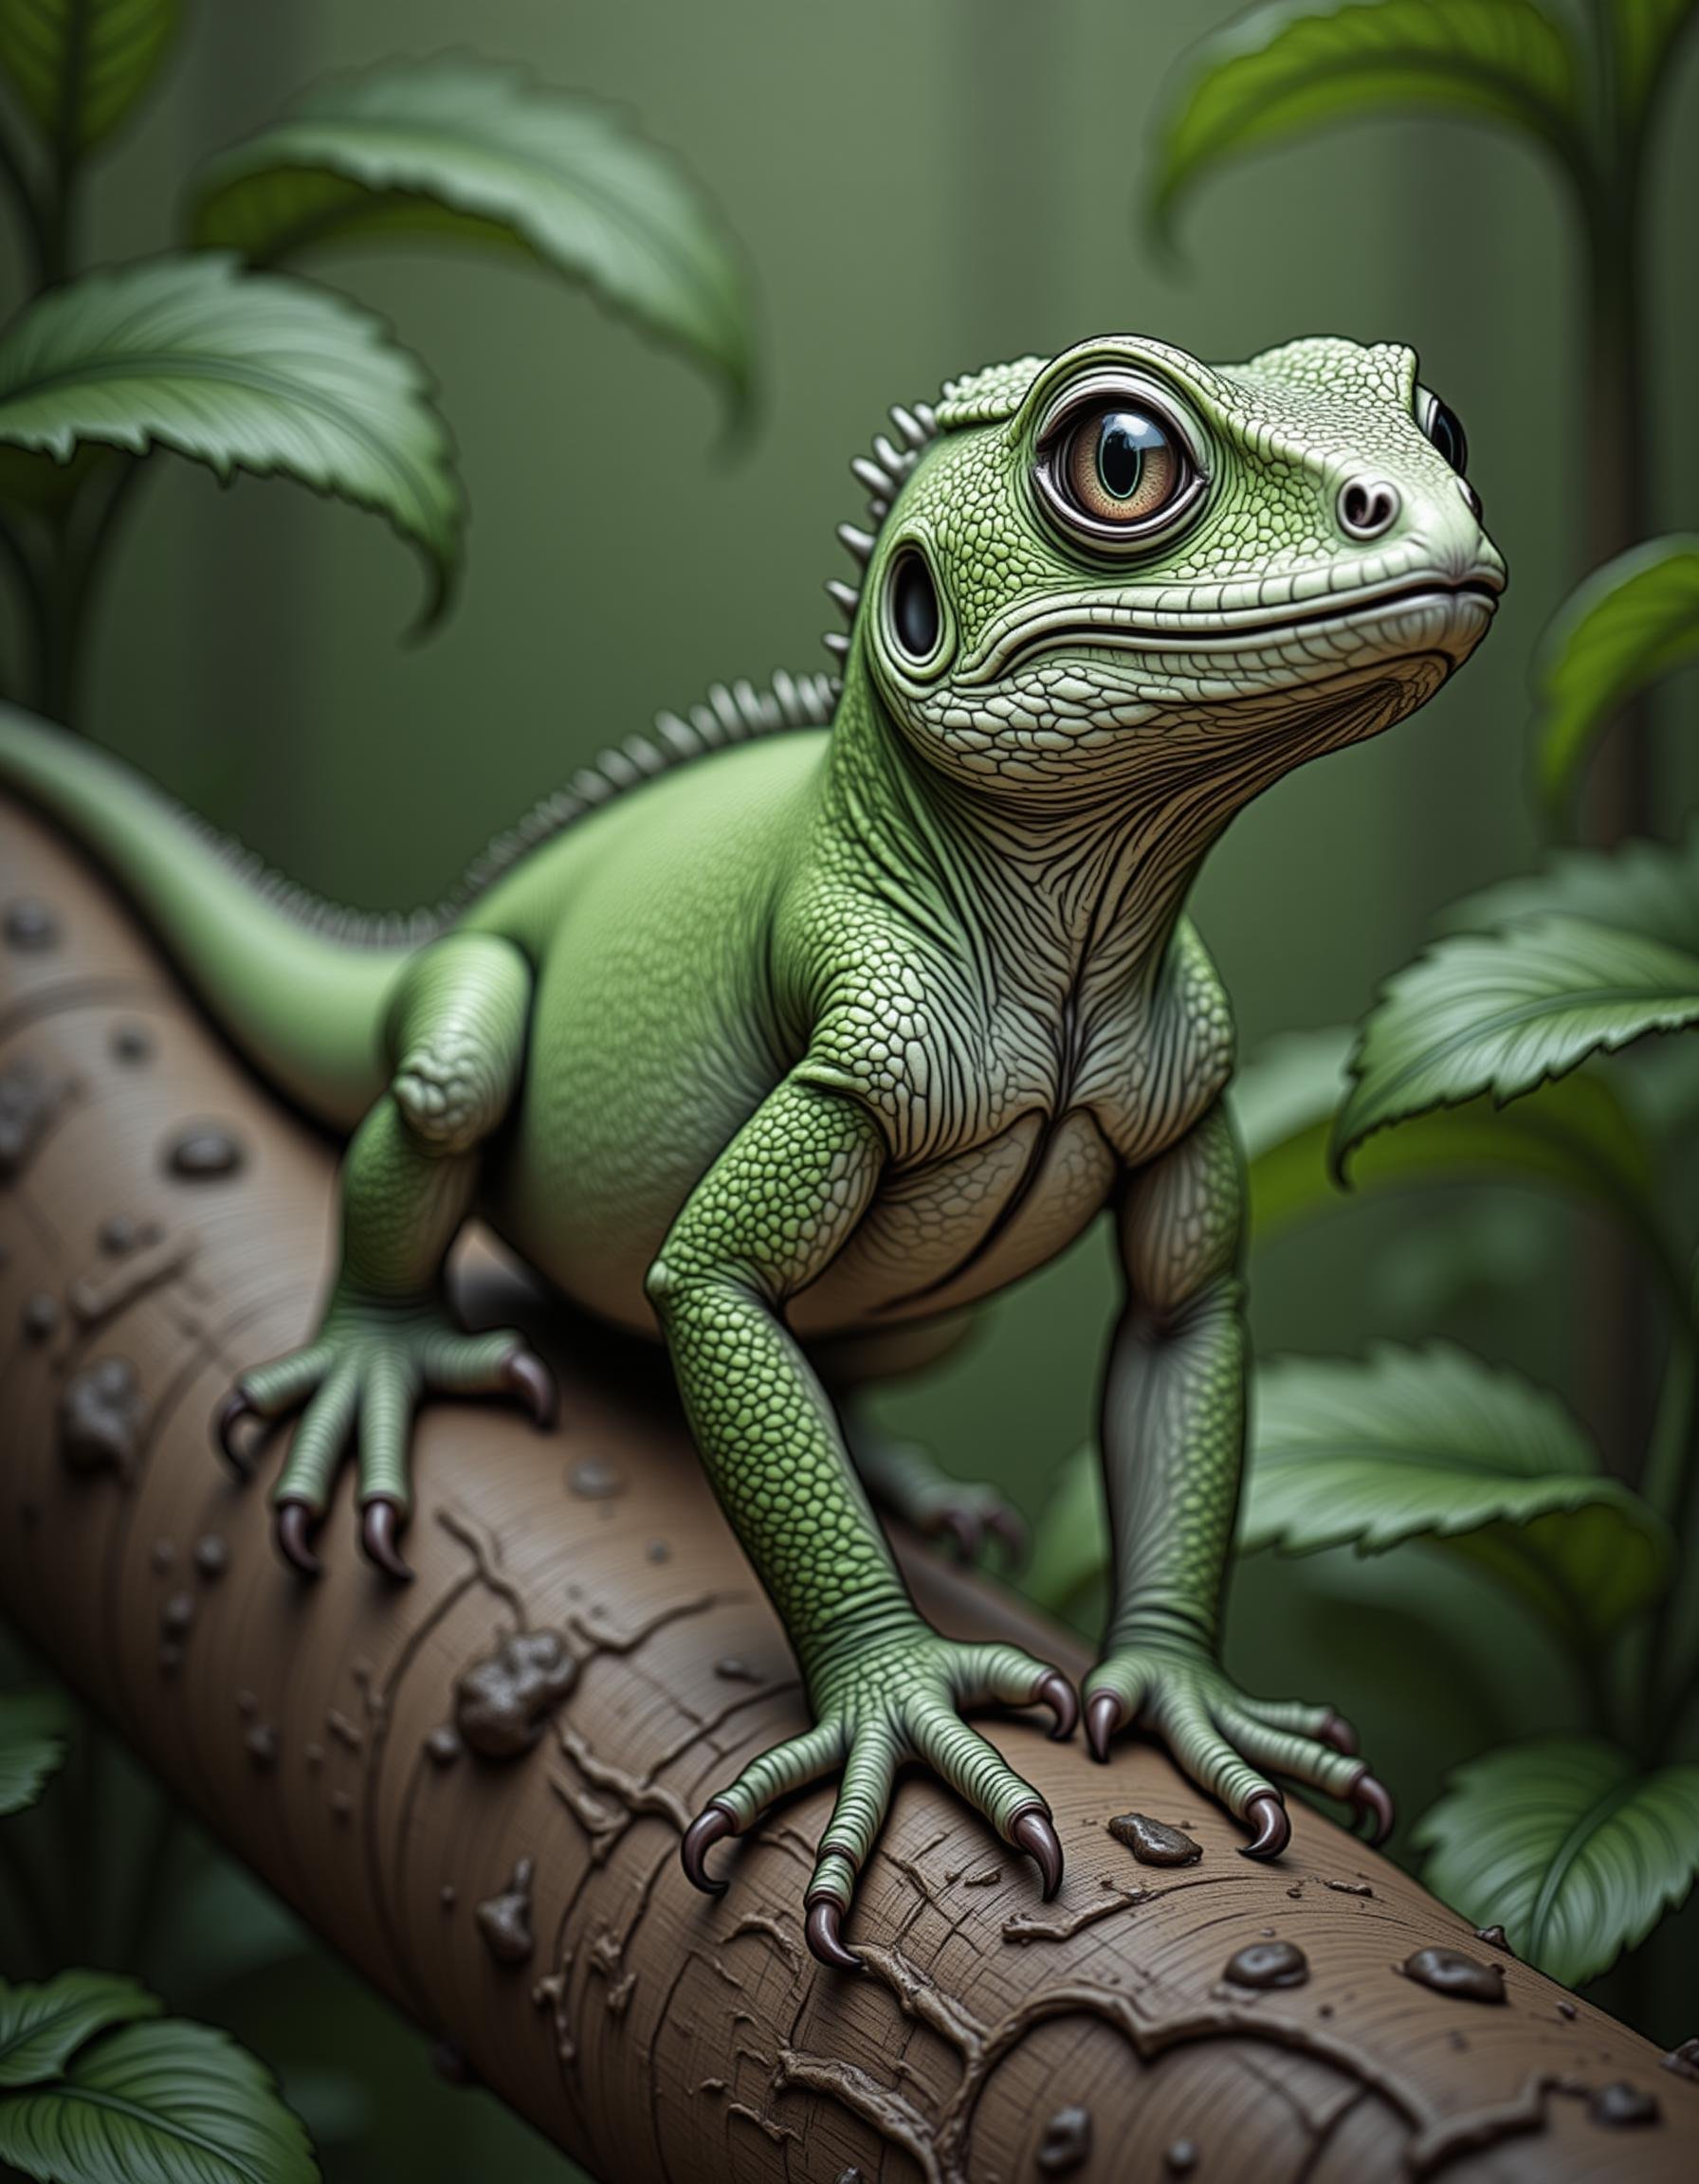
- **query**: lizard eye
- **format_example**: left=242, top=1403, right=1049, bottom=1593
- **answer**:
left=1061, top=407, right=1181, bottom=526
left=1416, top=388, right=1469, bottom=475
left=1033, top=384, right=1206, bottom=552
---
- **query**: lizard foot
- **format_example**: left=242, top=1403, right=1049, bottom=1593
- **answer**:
left=680, top=1627, right=1074, bottom=1968
left=849, top=1429, right=1027, bottom=1567
left=211, top=1286, right=557, bottom=1580
left=1084, top=1641, right=1393, bottom=1855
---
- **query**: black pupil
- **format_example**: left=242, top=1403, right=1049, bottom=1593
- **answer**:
left=1427, top=398, right=1468, bottom=475
left=891, top=551, right=940, bottom=659
left=1098, top=413, right=1150, bottom=499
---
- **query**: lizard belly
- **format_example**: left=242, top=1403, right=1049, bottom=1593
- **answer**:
left=789, top=1107, right=1117, bottom=1334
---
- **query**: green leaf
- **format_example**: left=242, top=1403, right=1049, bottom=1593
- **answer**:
left=0, top=1687, right=70, bottom=1816
left=0, top=1972, right=157, bottom=2088
left=0, top=253, right=460, bottom=619
left=1440, top=826, right=1699, bottom=947
left=1233, top=1027, right=1654, bottom=1242
left=1533, top=538, right=1699, bottom=822
left=1606, top=0, right=1699, bottom=131
left=1335, top=834, right=1699, bottom=1169
left=1024, top=1441, right=1105, bottom=1623
left=0, top=2010, right=316, bottom=2182
left=1149, top=0, right=1583, bottom=242
left=190, top=55, right=753, bottom=417
left=1416, top=1738, right=1699, bottom=1985
left=0, top=0, right=178, bottom=153
left=1242, top=1344, right=1672, bottom=1645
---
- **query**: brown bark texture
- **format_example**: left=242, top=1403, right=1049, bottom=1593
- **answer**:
left=2, top=791, right=1696, bottom=2184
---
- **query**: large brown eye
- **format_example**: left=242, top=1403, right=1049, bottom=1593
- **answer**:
left=1062, top=406, right=1180, bottom=525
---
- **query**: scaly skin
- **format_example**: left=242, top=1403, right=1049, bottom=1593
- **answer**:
left=0, top=332, right=1504, bottom=1964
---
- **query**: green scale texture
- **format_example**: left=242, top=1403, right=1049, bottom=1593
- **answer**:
left=0, top=331, right=1505, bottom=1943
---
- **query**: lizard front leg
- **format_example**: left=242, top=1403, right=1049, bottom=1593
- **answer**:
left=1085, top=1100, right=1394, bottom=1851
left=647, top=1073, right=1073, bottom=1968
left=216, top=932, right=550, bottom=1578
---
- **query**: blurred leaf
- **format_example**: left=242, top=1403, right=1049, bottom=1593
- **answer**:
left=0, top=253, right=460, bottom=619
left=1416, top=1738, right=1699, bottom=1985
left=1025, top=1441, right=1105, bottom=1622
left=1233, top=1026, right=1655, bottom=1240
left=1607, top=0, right=1699, bottom=130
left=190, top=55, right=753, bottom=417
left=0, top=2006, right=316, bottom=2182
left=0, top=1689, right=69, bottom=1816
left=1243, top=1344, right=1672, bottom=1645
left=1438, top=824, right=1699, bottom=943
left=1533, top=538, right=1699, bottom=821
left=0, top=1972, right=157, bottom=2087
left=0, top=0, right=178, bottom=154
left=1149, top=0, right=1583, bottom=242
left=1334, top=836, right=1699, bottom=1170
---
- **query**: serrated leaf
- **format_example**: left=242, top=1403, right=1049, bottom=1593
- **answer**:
left=1335, top=837, right=1699, bottom=1166
left=190, top=55, right=753, bottom=416
left=1242, top=1344, right=1672, bottom=1643
left=0, top=1972, right=158, bottom=2088
left=1416, top=1738, right=1699, bottom=1985
left=1233, top=1025, right=1655, bottom=1241
left=0, top=2011, right=316, bottom=2183
left=0, top=253, right=460, bottom=620
left=1533, top=538, right=1699, bottom=821
left=0, top=0, right=178, bottom=153
left=1149, top=0, right=1583, bottom=242
left=0, top=1687, right=70, bottom=1816
left=1440, top=827, right=1699, bottom=946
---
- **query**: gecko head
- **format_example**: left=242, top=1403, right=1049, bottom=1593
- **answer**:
left=832, top=333, right=1504, bottom=802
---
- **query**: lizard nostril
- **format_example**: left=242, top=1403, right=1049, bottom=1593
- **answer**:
left=1337, top=478, right=1401, bottom=541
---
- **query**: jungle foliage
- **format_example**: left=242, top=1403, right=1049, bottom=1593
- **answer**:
left=0, top=0, right=750, bottom=724
left=0, top=6, right=751, bottom=2179
left=1032, top=0, right=1699, bottom=2013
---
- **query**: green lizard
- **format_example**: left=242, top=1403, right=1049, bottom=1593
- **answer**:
left=0, top=332, right=1502, bottom=1968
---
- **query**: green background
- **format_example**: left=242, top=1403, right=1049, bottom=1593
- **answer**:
left=4, top=1, right=1698, bottom=2175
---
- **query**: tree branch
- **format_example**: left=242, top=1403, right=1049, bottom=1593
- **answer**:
left=2, top=790, right=1693, bottom=2181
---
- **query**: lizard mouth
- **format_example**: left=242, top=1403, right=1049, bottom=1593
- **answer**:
left=965, top=573, right=1504, bottom=684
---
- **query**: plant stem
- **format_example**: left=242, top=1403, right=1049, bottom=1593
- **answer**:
left=0, top=121, right=46, bottom=286
left=32, top=457, right=145, bottom=724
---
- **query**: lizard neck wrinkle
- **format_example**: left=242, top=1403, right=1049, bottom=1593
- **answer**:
left=820, top=660, right=1325, bottom=1009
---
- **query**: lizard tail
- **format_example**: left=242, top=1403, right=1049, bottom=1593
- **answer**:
left=0, top=703, right=418, bottom=1129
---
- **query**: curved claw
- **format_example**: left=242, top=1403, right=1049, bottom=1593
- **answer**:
left=1009, top=1805, right=1064, bottom=1900
left=360, top=1496, right=414, bottom=1583
left=1238, top=1791, right=1290, bottom=1861
left=680, top=1800, right=739, bottom=1896
left=1348, top=1767, right=1395, bottom=1847
left=273, top=1499, right=323, bottom=1579
left=502, top=1346, right=557, bottom=1430
left=987, top=1505, right=1028, bottom=1567
left=805, top=1896, right=862, bottom=1972
left=1320, top=1708, right=1360, bottom=1756
left=1032, top=1669, right=1078, bottom=1742
left=213, top=1388, right=258, bottom=1478
left=1085, top=1689, right=1124, bottom=1764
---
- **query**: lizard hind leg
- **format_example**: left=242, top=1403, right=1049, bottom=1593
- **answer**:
left=843, top=1411, right=1028, bottom=1567
left=817, top=1320, right=1027, bottom=1567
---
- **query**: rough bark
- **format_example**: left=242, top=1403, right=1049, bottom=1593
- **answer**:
left=2, top=791, right=1695, bottom=2183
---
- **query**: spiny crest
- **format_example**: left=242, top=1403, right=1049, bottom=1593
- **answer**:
left=187, top=669, right=840, bottom=949
left=449, top=669, right=840, bottom=907
left=823, top=397, right=939, bottom=661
